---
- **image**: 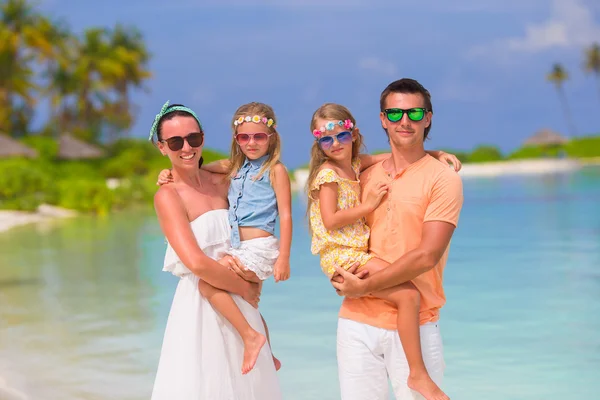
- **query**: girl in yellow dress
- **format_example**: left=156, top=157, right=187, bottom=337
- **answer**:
left=306, top=103, right=460, bottom=400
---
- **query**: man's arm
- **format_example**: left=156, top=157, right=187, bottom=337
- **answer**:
left=332, top=171, right=463, bottom=297
left=364, top=221, right=455, bottom=292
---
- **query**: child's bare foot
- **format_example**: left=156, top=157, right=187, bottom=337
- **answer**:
left=407, top=373, right=449, bottom=400
left=241, top=331, right=267, bottom=375
left=272, top=355, right=281, bottom=371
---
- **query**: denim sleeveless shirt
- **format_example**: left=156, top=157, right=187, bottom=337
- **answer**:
left=228, top=155, right=278, bottom=248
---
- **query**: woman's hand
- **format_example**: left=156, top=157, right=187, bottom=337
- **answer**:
left=220, top=255, right=260, bottom=283
left=157, top=169, right=174, bottom=186
left=218, top=255, right=261, bottom=307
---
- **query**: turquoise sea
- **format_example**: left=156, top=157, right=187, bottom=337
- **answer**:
left=1, top=166, right=599, bottom=400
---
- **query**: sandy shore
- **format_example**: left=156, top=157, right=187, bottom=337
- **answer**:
left=291, top=158, right=596, bottom=191
left=0, top=205, right=76, bottom=233
left=457, top=158, right=584, bottom=178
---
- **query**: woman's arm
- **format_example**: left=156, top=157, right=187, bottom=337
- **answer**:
left=271, top=163, right=292, bottom=281
left=201, top=159, right=231, bottom=174
left=154, top=186, right=255, bottom=298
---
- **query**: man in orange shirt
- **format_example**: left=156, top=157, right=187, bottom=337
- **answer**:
left=332, top=78, right=464, bottom=399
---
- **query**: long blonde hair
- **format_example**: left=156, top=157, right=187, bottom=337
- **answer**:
left=227, top=102, right=282, bottom=182
left=305, top=103, right=365, bottom=217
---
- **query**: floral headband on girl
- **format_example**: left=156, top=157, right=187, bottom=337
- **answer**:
left=148, top=100, right=203, bottom=141
left=312, top=119, right=354, bottom=138
left=234, top=115, right=276, bottom=129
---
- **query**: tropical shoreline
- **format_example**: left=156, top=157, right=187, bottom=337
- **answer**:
left=291, top=158, right=600, bottom=191
left=0, top=205, right=76, bottom=234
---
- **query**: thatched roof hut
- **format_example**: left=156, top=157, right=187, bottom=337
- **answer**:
left=524, top=128, right=568, bottom=147
left=0, top=134, right=38, bottom=158
left=57, top=133, right=105, bottom=160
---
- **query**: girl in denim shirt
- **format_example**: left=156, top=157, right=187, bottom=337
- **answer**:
left=158, top=102, right=291, bottom=375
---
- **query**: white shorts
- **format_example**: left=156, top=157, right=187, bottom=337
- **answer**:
left=226, top=236, right=280, bottom=281
left=337, top=318, right=445, bottom=400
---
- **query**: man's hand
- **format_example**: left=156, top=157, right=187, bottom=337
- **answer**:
left=330, top=266, right=369, bottom=298
left=330, top=262, right=369, bottom=295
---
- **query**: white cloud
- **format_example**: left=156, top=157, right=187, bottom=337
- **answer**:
left=470, top=0, right=600, bottom=57
left=358, top=57, right=397, bottom=77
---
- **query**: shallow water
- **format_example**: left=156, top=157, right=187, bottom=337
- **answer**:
left=1, top=166, right=599, bottom=399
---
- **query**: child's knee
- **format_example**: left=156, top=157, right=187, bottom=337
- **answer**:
left=399, top=283, right=420, bottom=306
left=198, top=280, right=213, bottom=298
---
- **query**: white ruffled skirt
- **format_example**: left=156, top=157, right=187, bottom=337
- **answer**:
left=227, top=236, right=280, bottom=281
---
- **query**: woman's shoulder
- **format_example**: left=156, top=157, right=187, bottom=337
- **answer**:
left=154, top=184, right=180, bottom=207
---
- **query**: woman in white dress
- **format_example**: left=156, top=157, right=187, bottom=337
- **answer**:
left=149, top=102, right=282, bottom=399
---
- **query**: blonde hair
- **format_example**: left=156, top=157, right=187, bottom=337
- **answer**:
left=227, top=102, right=282, bottom=182
left=305, top=103, right=365, bottom=218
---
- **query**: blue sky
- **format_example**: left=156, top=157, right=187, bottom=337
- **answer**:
left=40, top=0, right=600, bottom=168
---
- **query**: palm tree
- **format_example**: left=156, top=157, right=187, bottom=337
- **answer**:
left=584, top=42, right=600, bottom=102
left=0, top=0, right=40, bottom=134
left=547, top=63, right=577, bottom=137
left=72, top=28, right=125, bottom=141
left=108, top=25, right=152, bottom=133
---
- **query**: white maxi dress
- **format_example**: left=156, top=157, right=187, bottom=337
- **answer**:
left=151, top=209, right=282, bottom=400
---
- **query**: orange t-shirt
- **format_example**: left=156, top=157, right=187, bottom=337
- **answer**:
left=339, top=154, right=464, bottom=330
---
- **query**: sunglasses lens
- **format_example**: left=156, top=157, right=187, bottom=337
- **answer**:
left=253, top=133, right=269, bottom=143
left=386, top=110, right=403, bottom=122
left=408, top=108, right=425, bottom=121
left=236, top=134, right=250, bottom=144
left=318, top=137, right=334, bottom=150
left=166, top=137, right=184, bottom=151
left=187, top=133, right=204, bottom=147
left=337, top=131, right=353, bottom=144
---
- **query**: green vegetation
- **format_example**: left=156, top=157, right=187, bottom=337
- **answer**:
left=0, top=138, right=227, bottom=214
left=439, top=135, right=600, bottom=163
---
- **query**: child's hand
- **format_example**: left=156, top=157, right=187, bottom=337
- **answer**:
left=157, top=169, right=174, bottom=186
left=364, top=182, right=388, bottom=211
left=436, top=151, right=462, bottom=172
left=273, top=258, right=290, bottom=282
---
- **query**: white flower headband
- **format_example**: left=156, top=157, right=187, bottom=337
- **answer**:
left=234, top=115, right=276, bottom=129
left=312, top=119, right=354, bottom=138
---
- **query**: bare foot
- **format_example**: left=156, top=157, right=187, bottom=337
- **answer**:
left=241, top=331, right=267, bottom=375
left=407, top=373, right=449, bottom=400
left=272, top=355, right=281, bottom=371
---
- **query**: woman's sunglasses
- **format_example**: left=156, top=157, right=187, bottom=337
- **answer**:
left=317, top=131, right=353, bottom=151
left=384, top=107, right=428, bottom=122
left=160, top=132, right=204, bottom=151
left=235, top=132, right=272, bottom=146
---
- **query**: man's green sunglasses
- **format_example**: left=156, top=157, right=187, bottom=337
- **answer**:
left=384, top=108, right=429, bottom=122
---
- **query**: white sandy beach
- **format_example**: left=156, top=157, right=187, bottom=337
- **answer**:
left=0, top=205, right=76, bottom=233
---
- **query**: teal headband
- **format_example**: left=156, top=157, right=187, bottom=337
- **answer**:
left=148, top=100, right=203, bottom=141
